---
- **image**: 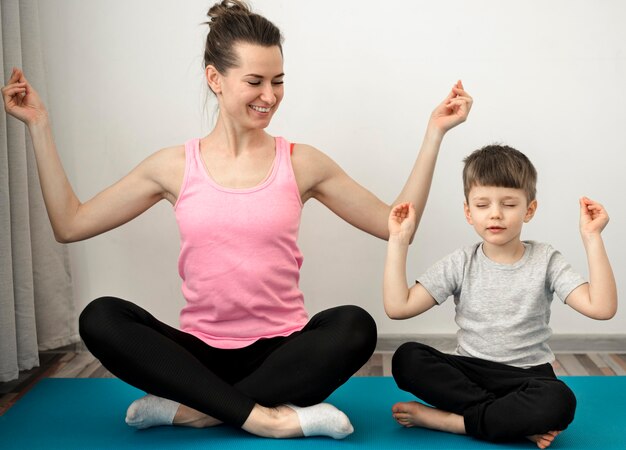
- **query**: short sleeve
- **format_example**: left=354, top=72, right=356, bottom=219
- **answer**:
left=545, top=245, right=587, bottom=303
left=417, top=248, right=466, bottom=305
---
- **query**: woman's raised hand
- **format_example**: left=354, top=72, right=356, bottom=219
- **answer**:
left=429, top=80, right=473, bottom=134
left=2, top=67, right=48, bottom=126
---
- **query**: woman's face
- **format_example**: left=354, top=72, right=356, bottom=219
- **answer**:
left=208, top=43, right=284, bottom=130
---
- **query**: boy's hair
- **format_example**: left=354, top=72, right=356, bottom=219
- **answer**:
left=463, top=144, right=537, bottom=203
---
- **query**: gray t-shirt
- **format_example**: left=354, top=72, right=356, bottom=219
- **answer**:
left=417, top=241, right=586, bottom=367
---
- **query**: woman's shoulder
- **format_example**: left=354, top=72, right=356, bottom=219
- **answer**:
left=290, top=142, right=320, bottom=157
left=143, top=144, right=186, bottom=168
left=291, top=142, right=340, bottom=170
left=154, top=143, right=186, bottom=157
left=136, top=144, right=187, bottom=204
left=290, top=142, right=343, bottom=188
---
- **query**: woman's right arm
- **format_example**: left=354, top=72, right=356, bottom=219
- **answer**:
left=2, top=68, right=176, bottom=243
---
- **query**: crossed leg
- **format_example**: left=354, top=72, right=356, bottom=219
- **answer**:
left=79, top=297, right=376, bottom=439
left=391, top=342, right=576, bottom=447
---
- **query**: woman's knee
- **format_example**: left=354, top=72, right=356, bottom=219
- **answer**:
left=338, top=305, right=377, bottom=355
left=78, top=296, right=130, bottom=344
left=318, top=305, right=377, bottom=354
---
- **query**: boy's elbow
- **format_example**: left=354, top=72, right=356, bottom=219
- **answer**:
left=591, top=304, right=617, bottom=320
left=592, top=313, right=614, bottom=321
left=595, top=309, right=617, bottom=321
left=384, top=306, right=407, bottom=320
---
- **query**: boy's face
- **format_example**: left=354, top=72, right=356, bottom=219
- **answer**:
left=464, top=185, right=537, bottom=249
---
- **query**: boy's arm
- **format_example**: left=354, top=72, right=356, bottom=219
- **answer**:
left=565, top=197, right=617, bottom=320
left=384, top=203, right=437, bottom=319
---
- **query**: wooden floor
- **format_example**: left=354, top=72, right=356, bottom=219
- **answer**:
left=2, top=344, right=626, bottom=417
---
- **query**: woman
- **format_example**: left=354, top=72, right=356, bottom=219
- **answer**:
left=2, top=0, right=471, bottom=440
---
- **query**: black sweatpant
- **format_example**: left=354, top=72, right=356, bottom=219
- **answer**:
left=392, top=342, right=576, bottom=442
left=79, top=297, right=377, bottom=427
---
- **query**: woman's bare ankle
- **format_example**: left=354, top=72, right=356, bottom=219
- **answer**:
left=173, top=404, right=222, bottom=428
left=242, top=404, right=302, bottom=438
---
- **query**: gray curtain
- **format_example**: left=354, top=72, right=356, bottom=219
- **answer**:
left=1, top=0, right=77, bottom=382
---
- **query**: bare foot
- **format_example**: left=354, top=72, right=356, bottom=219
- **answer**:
left=391, top=401, right=465, bottom=435
left=527, top=430, right=561, bottom=449
left=173, top=404, right=222, bottom=428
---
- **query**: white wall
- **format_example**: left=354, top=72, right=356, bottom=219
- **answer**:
left=37, top=0, right=626, bottom=336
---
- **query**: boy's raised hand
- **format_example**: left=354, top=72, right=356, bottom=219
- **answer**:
left=566, top=196, right=617, bottom=320
left=389, top=202, right=416, bottom=244
left=579, top=197, right=609, bottom=236
left=429, top=80, right=473, bottom=134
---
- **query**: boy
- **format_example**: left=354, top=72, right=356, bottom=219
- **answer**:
left=383, top=145, right=617, bottom=449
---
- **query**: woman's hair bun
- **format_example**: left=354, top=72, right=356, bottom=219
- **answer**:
left=207, top=0, right=250, bottom=24
left=203, top=0, right=282, bottom=73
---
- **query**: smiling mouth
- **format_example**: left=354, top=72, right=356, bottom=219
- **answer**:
left=249, top=105, right=271, bottom=113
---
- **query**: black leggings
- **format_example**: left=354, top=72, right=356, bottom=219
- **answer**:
left=392, top=342, right=576, bottom=442
left=79, top=297, right=377, bottom=427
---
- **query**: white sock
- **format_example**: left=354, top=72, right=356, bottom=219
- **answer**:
left=125, top=394, right=180, bottom=429
left=288, top=403, right=354, bottom=439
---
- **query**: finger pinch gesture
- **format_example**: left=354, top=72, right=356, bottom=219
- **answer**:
left=579, top=196, right=609, bottom=235
left=446, top=83, right=473, bottom=118
left=2, top=81, right=27, bottom=111
left=2, top=67, right=47, bottom=125
left=431, top=80, right=473, bottom=133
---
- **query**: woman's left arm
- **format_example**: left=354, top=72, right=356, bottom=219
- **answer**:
left=295, top=81, right=472, bottom=240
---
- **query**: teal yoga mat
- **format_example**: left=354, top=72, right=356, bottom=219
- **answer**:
left=1, top=376, right=623, bottom=449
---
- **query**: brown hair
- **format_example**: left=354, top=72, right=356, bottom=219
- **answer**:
left=463, top=144, right=537, bottom=203
left=204, top=0, right=283, bottom=74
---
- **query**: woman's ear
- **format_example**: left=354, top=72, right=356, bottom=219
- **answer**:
left=524, top=199, right=538, bottom=223
left=205, top=65, right=221, bottom=94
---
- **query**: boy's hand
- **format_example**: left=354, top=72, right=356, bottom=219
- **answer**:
left=579, top=197, right=609, bottom=236
left=429, top=80, right=473, bottom=134
left=389, top=202, right=416, bottom=244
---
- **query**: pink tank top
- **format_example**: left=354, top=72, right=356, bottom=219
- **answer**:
left=174, top=137, right=308, bottom=349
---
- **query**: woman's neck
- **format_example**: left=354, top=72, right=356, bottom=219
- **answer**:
left=207, top=116, right=271, bottom=156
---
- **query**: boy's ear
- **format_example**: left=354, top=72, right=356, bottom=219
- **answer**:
left=524, top=199, right=538, bottom=223
left=205, top=65, right=222, bottom=94
left=464, top=202, right=473, bottom=225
